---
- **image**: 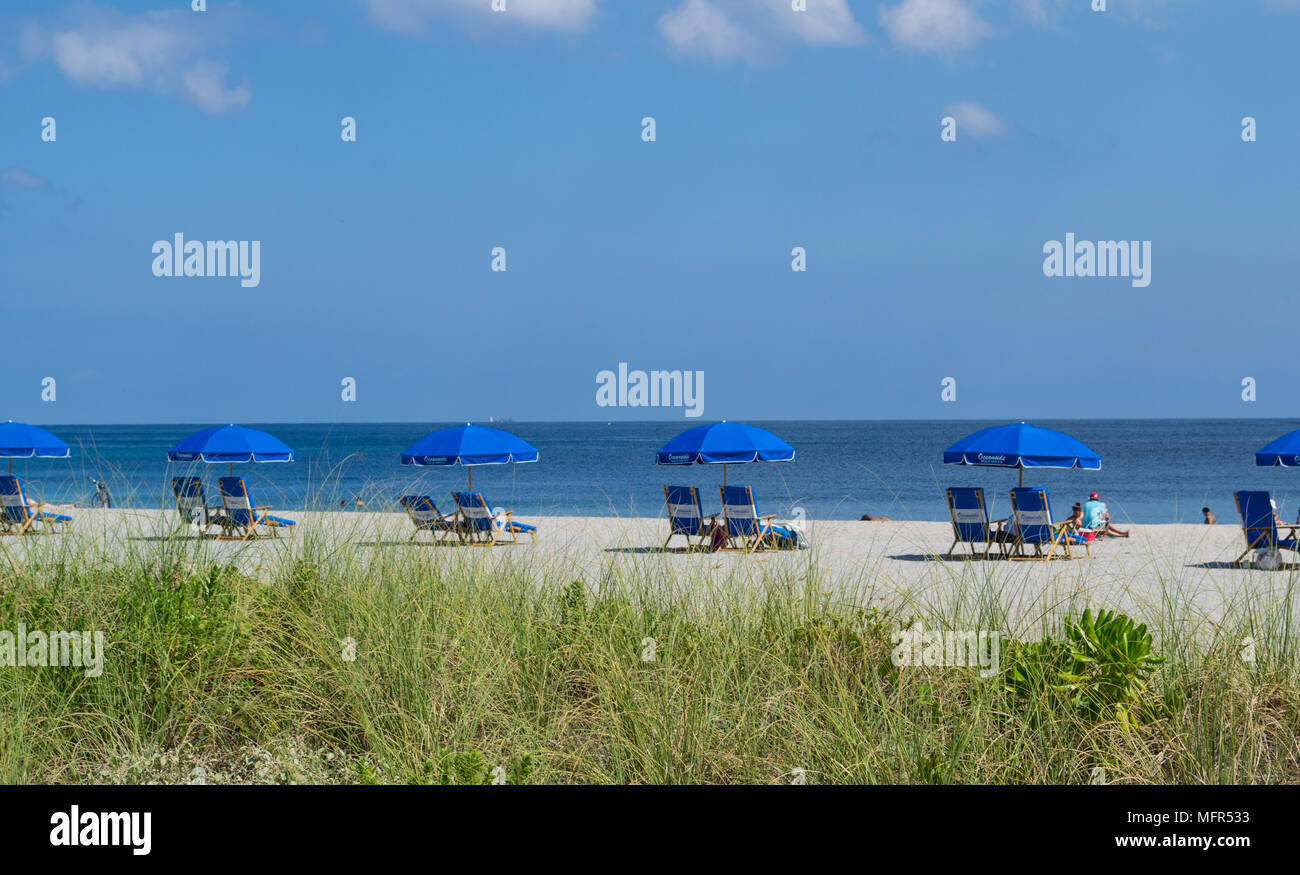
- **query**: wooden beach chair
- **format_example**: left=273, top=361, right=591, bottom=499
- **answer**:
left=944, top=486, right=1008, bottom=559
left=1233, top=490, right=1298, bottom=566
left=1007, top=487, right=1088, bottom=561
left=718, top=485, right=798, bottom=552
left=172, top=477, right=225, bottom=536
left=451, top=491, right=536, bottom=546
left=663, top=485, right=716, bottom=550
left=399, top=495, right=462, bottom=543
left=217, top=476, right=296, bottom=541
left=0, top=475, right=72, bottom=535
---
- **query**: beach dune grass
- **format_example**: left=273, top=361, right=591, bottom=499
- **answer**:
left=1, top=526, right=1298, bottom=785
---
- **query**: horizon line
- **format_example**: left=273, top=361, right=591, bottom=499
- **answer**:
left=10, top=416, right=1300, bottom=428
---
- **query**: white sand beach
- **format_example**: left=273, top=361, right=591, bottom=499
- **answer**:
left=2, top=509, right=1289, bottom=637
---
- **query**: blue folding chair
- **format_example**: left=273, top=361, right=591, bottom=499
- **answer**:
left=1008, top=487, right=1088, bottom=561
left=1234, top=490, right=1298, bottom=566
left=719, top=485, right=799, bottom=552
left=172, top=477, right=224, bottom=536
left=451, top=491, right=537, bottom=546
left=399, top=495, right=462, bottom=543
left=217, top=476, right=296, bottom=540
left=663, top=485, right=716, bottom=550
left=0, top=475, right=71, bottom=535
left=945, top=487, right=1008, bottom=558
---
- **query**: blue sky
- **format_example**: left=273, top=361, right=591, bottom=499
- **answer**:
left=2, top=0, right=1297, bottom=424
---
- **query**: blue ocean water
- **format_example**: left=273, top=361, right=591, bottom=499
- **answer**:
left=8, top=420, right=1300, bottom=524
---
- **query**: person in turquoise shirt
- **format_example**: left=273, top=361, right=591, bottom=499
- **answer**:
left=1082, top=492, right=1130, bottom=538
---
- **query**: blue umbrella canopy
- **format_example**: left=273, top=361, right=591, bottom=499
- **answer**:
left=943, top=422, right=1100, bottom=485
left=656, top=421, right=794, bottom=486
left=400, top=424, right=539, bottom=488
left=0, top=421, right=71, bottom=473
left=656, top=421, right=796, bottom=466
left=167, top=424, right=294, bottom=465
left=1255, top=428, right=1300, bottom=467
left=0, top=421, right=71, bottom=459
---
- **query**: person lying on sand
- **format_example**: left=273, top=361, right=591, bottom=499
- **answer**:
left=860, top=513, right=891, bottom=521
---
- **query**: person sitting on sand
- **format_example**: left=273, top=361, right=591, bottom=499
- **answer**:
left=860, top=513, right=891, bottom=521
left=1057, top=502, right=1084, bottom=533
left=1202, top=507, right=1216, bottom=525
left=1082, top=492, right=1130, bottom=538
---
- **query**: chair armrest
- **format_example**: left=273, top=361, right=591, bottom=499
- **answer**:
left=759, top=514, right=777, bottom=521
left=253, top=505, right=273, bottom=511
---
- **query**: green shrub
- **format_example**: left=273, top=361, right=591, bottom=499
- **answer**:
left=1005, top=609, right=1165, bottom=728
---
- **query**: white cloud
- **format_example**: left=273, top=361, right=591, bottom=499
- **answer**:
left=660, top=0, right=756, bottom=60
left=769, top=0, right=867, bottom=45
left=659, top=0, right=865, bottom=62
left=360, top=0, right=599, bottom=34
left=878, top=0, right=992, bottom=52
left=1, top=169, right=51, bottom=189
left=944, top=101, right=1006, bottom=138
left=21, top=5, right=251, bottom=114
left=182, top=61, right=252, bottom=115
left=1012, top=0, right=1055, bottom=23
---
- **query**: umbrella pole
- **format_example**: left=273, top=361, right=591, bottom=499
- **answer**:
left=723, top=463, right=727, bottom=490
left=468, top=466, right=473, bottom=491
left=1018, top=464, right=1023, bottom=488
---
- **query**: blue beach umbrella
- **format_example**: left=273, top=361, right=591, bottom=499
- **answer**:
left=400, top=423, right=539, bottom=489
left=1254, top=429, right=1300, bottom=467
left=943, top=422, right=1100, bottom=487
left=167, top=424, right=295, bottom=475
left=655, top=421, right=795, bottom=487
left=0, top=421, right=71, bottom=474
